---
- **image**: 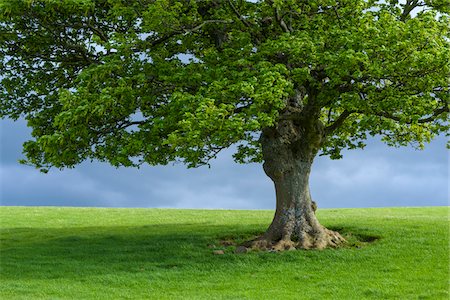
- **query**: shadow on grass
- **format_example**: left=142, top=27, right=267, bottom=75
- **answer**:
left=0, top=223, right=380, bottom=280
left=328, top=225, right=381, bottom=248
left=0, top=223, right=263, bottom=280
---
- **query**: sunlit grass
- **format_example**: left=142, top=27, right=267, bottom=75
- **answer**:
left=0, top=206, right=448, bottom=299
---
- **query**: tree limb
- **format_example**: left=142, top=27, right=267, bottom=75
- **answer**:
left=364, top=104, right=448, bottom=124
left=147, top=20, right=232, bottom=47
left=324, top=103, right=449, bottom=135
left=275, top=8, right=291, bottom=33
left=417, top=104, right=449, bottom=123
left=400, top=0, right=421, bottom=22
left=324, top=110, right=353, bottom=134
left=228, top=0, right=252, bottom=28
left=93, top=120, right=146, bottom=135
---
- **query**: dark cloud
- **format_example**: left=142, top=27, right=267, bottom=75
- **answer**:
left=311, top=142, right=448, bottom=208
left=0, top=118, right=30, bottom=165
left=0, top=118, right=447, bottom=209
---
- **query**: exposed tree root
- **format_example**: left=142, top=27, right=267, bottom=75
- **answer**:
left=242, top=227, right=346, bottom=252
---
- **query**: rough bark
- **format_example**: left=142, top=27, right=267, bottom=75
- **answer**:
left=247, top=117, right=345, bottom=251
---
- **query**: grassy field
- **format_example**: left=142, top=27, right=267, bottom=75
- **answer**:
left=0, top=206, right=448, bottom=299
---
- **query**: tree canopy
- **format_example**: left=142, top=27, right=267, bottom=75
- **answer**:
left=1, top=0, right=449, bottom=171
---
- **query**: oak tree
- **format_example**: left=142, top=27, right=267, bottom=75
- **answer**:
left=1, top=0, right=448, bottom=250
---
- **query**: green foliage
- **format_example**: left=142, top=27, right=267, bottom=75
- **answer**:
left=1, top=207, right=448, bottom=299
left=0, top=0, right=448, bottom=169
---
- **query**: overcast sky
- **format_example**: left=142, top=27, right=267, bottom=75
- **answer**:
left=0, top=118, right=448, bottom=209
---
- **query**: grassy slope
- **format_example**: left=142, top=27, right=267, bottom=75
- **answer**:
left=0, top=206, right=448, bottom=299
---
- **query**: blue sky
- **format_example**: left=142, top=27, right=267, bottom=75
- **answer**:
left=0, top=118, right=448, bottom=209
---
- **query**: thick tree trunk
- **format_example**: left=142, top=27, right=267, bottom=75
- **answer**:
left=248, top=119, right=345, bottom=251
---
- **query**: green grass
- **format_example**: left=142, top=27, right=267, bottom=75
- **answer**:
left=0, top=206, right=448, bottom=299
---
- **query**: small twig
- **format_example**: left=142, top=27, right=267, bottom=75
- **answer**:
left=148, top=20, right=232, bottom=47
left=228, top=0, right=251, bottom=27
